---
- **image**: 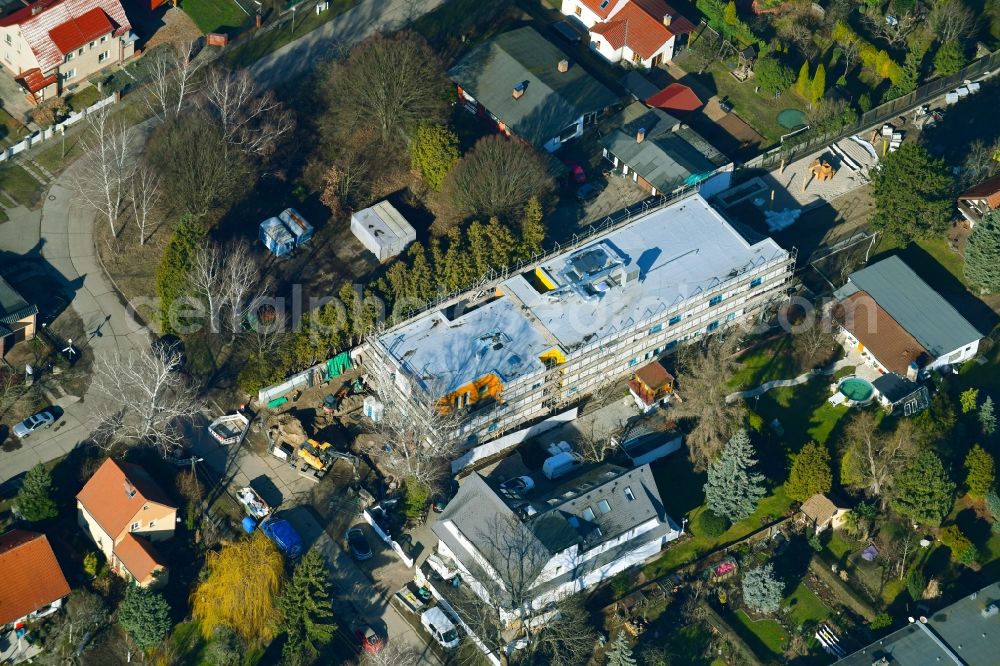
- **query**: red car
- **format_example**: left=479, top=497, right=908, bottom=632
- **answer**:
left=355, top=625, right=384, bottom=654
left=563, top=160, right=587, bottom=184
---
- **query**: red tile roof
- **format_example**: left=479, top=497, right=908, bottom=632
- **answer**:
left=15, top=68, right=59, bottom=93
left=115, top=533, right=165, bottom=583
left=833, top=291, right=930, bottom=375
left=0, top=531, right=71, bottom=626
left=77, top=459, right=175, bottom=540
left=589, top=0, right=694, bottom=60
left=959, top=173, right=1000, bottom=208
left=47, top=6, right=112, bottom=54
left=0, top=0, right=130, bottom=72
left=577, top=0, right=624, bottom=21
left=646, top=82, right=702, bottom=111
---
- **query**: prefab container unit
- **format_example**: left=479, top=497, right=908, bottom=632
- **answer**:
left=350, top=201, right=417, bottom=261
left=279, top=208, right=314, bottom=247
left=260, top=217, right=295, bottom=257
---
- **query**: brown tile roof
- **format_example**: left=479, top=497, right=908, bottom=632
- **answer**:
left=959, top=173, right=1000, bottom=209
left=800, top=494, right=837, bottom=524
left=833, top=291, right=930, bottom=375
left=76, top=459, right=175, bottom=539
left=635, top=360, right=673, bottom=391
left=114, top=533, right=165, bottom=583
left=0, top=530, right=71, bottom=625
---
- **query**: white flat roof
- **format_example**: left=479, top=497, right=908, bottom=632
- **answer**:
left=377, top=193, right=788, bottom=395
left=352, top=201, right=416, bottom=245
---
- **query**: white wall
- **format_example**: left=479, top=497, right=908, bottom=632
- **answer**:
left=926, top=338, right=980, bottom=372
left=560, top=0, right=604, bottom=27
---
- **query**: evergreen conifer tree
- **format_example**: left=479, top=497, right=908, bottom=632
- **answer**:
left=605, top=631, right=637, bottom=666
left=15, top=463, right=58, bottom=522
left=704, top=430, right=766, bottom=522
left=278, top=547, right=336, bottom=664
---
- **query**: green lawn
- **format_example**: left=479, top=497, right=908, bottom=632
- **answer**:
left=731, top=609, right=787, bottom=657
left=223, top=0, right=359, bottom=66
left=752, top=378, right=853, bottom=454
left=65, top=86, right=103, bottom=113
left=730, top=336, right=798, bottom=390
left=783, top=582, right=831, bottom=627
left=181, top=0, right=250, bottom=34
left=676, top=55, right=803, bottom=146
left=0, top=164, right=44, bottom=208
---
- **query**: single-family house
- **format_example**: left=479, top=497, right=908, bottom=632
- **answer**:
left=561, top=0, right=697, bottom=68
left=431, top=461, right=680, bottom=625
left=871, top=372, right=930, bottom=416
left=795, top=494, right=847, bottom=534
left=601, top=102, right=733, bottom=197
left=450, top=26, right=619, bottom=152
left=0, top=530, right=70, bottom=628
left=76, top=459, right=176, bottom=588
left=832, top=256, right=982, bottom=378
left=0, top=275, right=37, bottom=358
left=0, top=0, right=135, bottom=104
left=957, top=173, right=1000, bottom=229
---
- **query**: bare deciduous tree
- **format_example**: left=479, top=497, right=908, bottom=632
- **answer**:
left=91, top=346, right=201, bottom=454
left=190, top=241, right=269, bottom=340
left=360, top=642, right=421, bottom=666
left=145, top=40, right=201, bottom=121
left=671, top=332, right=746, bottom=470
left=447, top=135, right=555, bottom=221
left=928, top=0, right=975, bottom=43
left=200, top=68, right=294, bottom=159
left=325, top=31, right=451, bottom=143
left=190, top=243, right=226, bottom=333
left=842, top=411, right=916, bottom=502
left=450, top=514, right=598, bottom=666
left=73, top=108, right=135, bottom=238
left=962, top=138, right=1000, bottom=187
left=862, top=11, right=921, bottom=47
left=129, top=163, right=161, bottom=245
left=362, top=361, right=462, bottom=489
left=791, top=312, right=839, bottom=369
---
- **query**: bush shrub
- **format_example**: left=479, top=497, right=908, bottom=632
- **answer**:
left=698, top=510, right=729, bottom=538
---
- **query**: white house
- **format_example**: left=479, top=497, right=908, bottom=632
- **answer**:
left=832, top=256, right=982, bottom=379
left=350, top=200, right=416, bottom=262
left=560, top=0, right=697, bottom=68
left=431, top=462, right=680, bottom=624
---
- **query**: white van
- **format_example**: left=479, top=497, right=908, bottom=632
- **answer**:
left=421, top=607, right=460, bottom=649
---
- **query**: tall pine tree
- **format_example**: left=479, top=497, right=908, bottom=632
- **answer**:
left=795, top=61, right=811, bottom=98
left=605, top=631, right=637, bottom=666
left=16, top=463, right=58, bottom=522
left=704, top=429, right=766, bottom=522
left=785, top=442, right=832, bottom=502
left=810, top=63, right=826, bottom=105
left=965, top=210, right=1000, bottom=293
left=891, top=449, right=956, bottom=526
left=278, top=547, right=336, bottom=664
left=980, top=396, right=996, bottom=436
left=518, top=196, right=546, bottom=261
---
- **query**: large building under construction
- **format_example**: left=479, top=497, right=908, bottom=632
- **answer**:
left=367, top=193, right=795, bottom=444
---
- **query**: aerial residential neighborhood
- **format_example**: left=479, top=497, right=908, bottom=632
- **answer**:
left=0, top=0, right=1000, bottom=663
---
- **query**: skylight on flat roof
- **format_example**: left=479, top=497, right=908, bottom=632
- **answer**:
left=598, top=499, right=612, bottom=514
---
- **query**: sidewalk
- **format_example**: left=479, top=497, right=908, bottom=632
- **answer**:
left=250, top=0, right=446, bottom=87
left=0, top=157, right=150, bottom=481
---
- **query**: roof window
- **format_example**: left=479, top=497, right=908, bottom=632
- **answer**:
left=624, top=486, right=635, bottom=502
left=598, top=499, right=612, bottom=514
left=582, top=506, right=596, bottom=521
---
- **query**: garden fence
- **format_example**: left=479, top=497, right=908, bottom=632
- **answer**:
left=0, top=92, right=117, bottom=163
left=744, top=50, right=1000, bottom=170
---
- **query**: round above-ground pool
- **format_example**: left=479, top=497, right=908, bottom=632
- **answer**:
left=777, top=108, right=808, bottom=130
left=839, top=376, right=875, bottom=403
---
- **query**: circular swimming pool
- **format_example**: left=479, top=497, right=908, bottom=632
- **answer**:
left=777, top=108, right=808, bottom=130
left=839, top=377, right=874, bottom=403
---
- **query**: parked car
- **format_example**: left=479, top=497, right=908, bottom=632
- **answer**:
left=576, top=181, right=604, bottom=202
left=13, top=409, right=55, bottom=439
left=563, top=160, right=587, bottom=184
left=354, top=625, right=384, bottom=654
left=347, top=527, right=373, bottom=561
left=421, top=607, right=461, bottom=649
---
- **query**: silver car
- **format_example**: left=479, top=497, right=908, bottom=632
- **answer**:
left=13, top=410, right=55, bottom=439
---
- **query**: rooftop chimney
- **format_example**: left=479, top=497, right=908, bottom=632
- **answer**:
left=512, top=82, right=526, bottom=99
left=663, top=13, right=672, bottom=26
left=636, top=127, right=646, bottom=143
left=558, top=59, right=569, bottom=72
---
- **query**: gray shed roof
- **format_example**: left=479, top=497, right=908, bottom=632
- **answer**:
left=602, top=102, right=728, bottom=193
left=449, top=26, right=619, bottom=148
left=834, top=256, right=982, bottom=357
left=0, top=275, right=37, bottom=326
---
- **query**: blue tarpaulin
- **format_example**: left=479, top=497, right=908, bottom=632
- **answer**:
left=260, top=518, right=303, bottom=558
